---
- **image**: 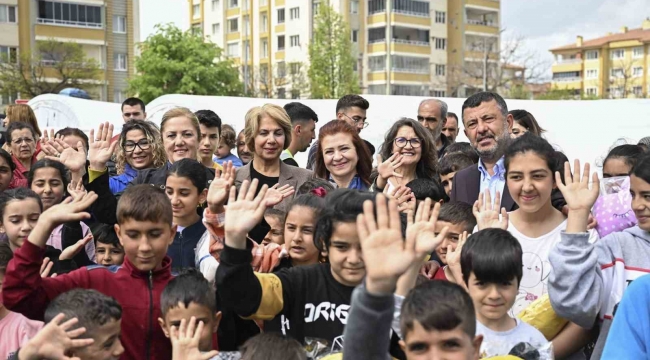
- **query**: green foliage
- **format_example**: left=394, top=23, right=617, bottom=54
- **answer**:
left=507, top=84, right=531, bottom=100
left=308, top=1, right=359, bottom=99
left=129, top=24, right=243, bottom=103
left=536, top=86, right=581, bottom=100
left=0, top=39, right=101, bottom=98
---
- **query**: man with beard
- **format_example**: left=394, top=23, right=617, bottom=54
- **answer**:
left=443, top=112, right=460, bottom=143
left=236, top=129, right=253, bottom=165
left=417, top=99, right=451, bottom=157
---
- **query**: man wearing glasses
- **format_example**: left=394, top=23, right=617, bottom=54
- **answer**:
left=417, top=98, right=451, bottom=157
left=306, top=95, right=375, bottom=170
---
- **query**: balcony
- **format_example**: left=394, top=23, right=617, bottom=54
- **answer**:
left=553, top=77, right=582, bottom=83
left=467, top=19, right=497, bottom=27
left=37, top=17, right=102, bottom=29
left=554, top=58, right=582, bottom=65
left=368, top=0, right=430, bottom=17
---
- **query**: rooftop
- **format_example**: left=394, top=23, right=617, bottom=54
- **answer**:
left=550, top=19, right=650, bottom=52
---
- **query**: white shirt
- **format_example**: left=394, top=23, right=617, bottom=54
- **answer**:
left=477, top=318, right=548, bottom=358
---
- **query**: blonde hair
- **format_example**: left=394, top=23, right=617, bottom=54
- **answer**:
left=243, top=104, right=292, bottom=154
left=5, top=104, right=41, bottom=137
left=115, top=120, right=167, bottom=174
left=160, top=107, right=201, bottom=137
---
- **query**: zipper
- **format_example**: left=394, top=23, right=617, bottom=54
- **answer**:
left=146, top=271, right=153, bottom=360
left=179, top=232, right=184, bottom=268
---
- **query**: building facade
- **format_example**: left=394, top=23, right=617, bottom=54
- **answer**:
left=550, top=19, right=650, bottom=99
left=189, top=0, right=500, bottom=98
left=0, top=0, right=139, bottom=104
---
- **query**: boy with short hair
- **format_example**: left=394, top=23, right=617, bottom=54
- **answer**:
left=461, top=228, right=547, bottom=357
left=90, top=223, right=125, bottom=266
left=195, top=109, right=224, bottom=170
left=158, top=270, right=222, bottom=354
left=405, top=178, right=449, bottom=205
left=439, top=153, right=474, bottom=196
left=214, top=125, right=243, bottom=168
left=262, top=209, right=285, bottom=246
left=240, top=333, right=306, bottom=360
left=432, top=202, right=476, bottom=281
left=2, top=186, right=177, bottom=360
left=42, top=289, right=124, bottom=360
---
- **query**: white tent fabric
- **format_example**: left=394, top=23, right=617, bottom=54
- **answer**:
left=27, top=94, right=123, bottom=135
left=145, top=94, right=650, bottom=170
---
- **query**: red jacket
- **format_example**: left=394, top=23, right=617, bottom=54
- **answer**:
left=2, top=241, right=174, bottom=360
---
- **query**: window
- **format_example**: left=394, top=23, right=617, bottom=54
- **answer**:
left=277, top=62, right=286, bottom=78
left=212, top=23, right=220, bottom=35
left=289, top=7, right=299, bottom=20
left=585, top=50, right=598, bottom=60
left=113, top=15, right=126, bottom=33
left=433, top=90, right=446, bottom=97
left=610, top=68, right=624, bottom=78
left=229, top=0, right=238, bottom=8
left=243, top=15, right=249, bottom=31
left=368, top=55, right=386, bottom=71
left=227, top=42, right=239, bottom=57
left=260, top=39, right=268, bottom=58
left=192, top=4, right=200, bottom=19
left=351, top=30, right=358, bottom=43
left=259, top=0, right=267, bottom=6
left=290, top=35, right=299, bottom=47
left=312, top=1, right=320, bottom=15
left=114, top=53, right=127, bottom=71
left=391, top=55, right=427, bottom=73
left=37, top=1, right=102, bottom=28
left=633, top=86, right=643, bottom=96
left=291, top=89, right=300, bottom=99
left=212, top=0, right=219, bottom=11
left=277, top=8, right=285, bottom=23
left=391, top=0, right=429, bottom=16
left=191, top=24, right=202, bottom=36
left=290, top=62, right=301, bottom=75
left=633, top=47, right=644, bottom=58
left=435, top=11, right=445, bottom=24
left=392, top=85, right=427, bottom=96
left=586, top=69, right=598, bottom=79
left=0, top=5, right=17, bottom=23
left=228, top=18, right=238, bottom=32
left=277, top=87, right=286, bottom=99
left=350, top=0, right=359, bottom=14
left=633, top=66, right=643, bottom=77
left=611, top=49, right=624, bottom=59
left=260, top=13, right=268, bottom=30
left=434, top=38, right=446, bottom=50
left=552, top=71, right=580, bottom=80
left=0, top=46, right=18, bottom=63
left=435, top=64, right=445, bottom=76
left=113, top=90, right=125, bottom=103
left=277, top=35, right=285, bottom=50
left=585, top=87, right=597, bottom=96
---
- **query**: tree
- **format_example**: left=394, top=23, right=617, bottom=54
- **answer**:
left=608, top=56, right=642, bottom=99
left=308, top=1, right=359, bottom=99
left=129, top=24, right=242, bottom=103
left=0, top=39, right=101, bottom=98
left=242, top=62, right=309, bottom=99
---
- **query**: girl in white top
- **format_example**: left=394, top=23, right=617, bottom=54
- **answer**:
left=474, top=133, right=598, bottom=359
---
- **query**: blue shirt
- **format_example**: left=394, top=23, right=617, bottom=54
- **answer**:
left=478, top=156, right=506, bottom=203
left=213, top=153, right=243, bottom=168
left=108, top=164, right=138, bottom=195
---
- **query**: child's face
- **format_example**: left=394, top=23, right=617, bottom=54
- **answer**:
left=440, top=172, right=456, bottom=196
left=73, top=318, right=124, bottom=360
left=216, top=143, right=232, bottom=158
left=200, top=124, right=220, bottom=161
left=262, top=215, right=284, bottom=246
left=285, top=207, right=320, bottom=265
left=0, top=198, right=40, bottom=252
left=506, top=152, right=555, bottom=214
left=30, top=167, right=65, bottom=210
left=400, top=321, right=482, bottom=360
left=325, top=222, right=365, bottom=287
left=466, top=272, right=518, bottom=325
left=434, top=221, right=467, bottom=265
left=166, top=175, right=207, bottom=221
left=115, top=219, right=175, bottom=272
left=95, top=242, right=125, bottom=266
left=158, top=302, right=222, bottom=352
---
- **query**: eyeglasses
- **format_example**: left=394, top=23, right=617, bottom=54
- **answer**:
left=394, top=137, right=422, bottom=148
left=124, top=139, right=151, bottom=153
left=12, top=137, right=34, bottom=145
left=342, top=113, right=369, bottom=129
left=417, top=116, right=438, bottom=123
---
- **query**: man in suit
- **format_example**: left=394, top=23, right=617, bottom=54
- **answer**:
left=450, top=92, right=517, bottom=210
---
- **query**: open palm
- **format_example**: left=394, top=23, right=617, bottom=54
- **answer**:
left=473, top=191, right=508, bottom=230
left=406, top=199, right=449, bottom=258
left=171, top=317, right=218, bottom=360
left=88, top=122, right=118, bottom=169
left=264, top=184, right=295, bottom=207
left=207, top=161, right=235, bottom=208
left=224, top=179, right=268, bottom=247
left=25, top=313, right=94, bottom=360
left=41, top=192, right=98, bottom=226
left=376, top=153, right=404, bottom=180
left=556, top=160, right=600, bottom=212
left=44, top=139, right=87, bottom=173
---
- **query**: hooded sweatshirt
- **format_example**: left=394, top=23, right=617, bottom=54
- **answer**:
left=2, top=240, right=175, bottom=360
left=548, top=226, right=650, bottom=359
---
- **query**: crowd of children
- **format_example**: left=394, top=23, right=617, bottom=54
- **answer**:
left=0, top=91, right=649, bottom=360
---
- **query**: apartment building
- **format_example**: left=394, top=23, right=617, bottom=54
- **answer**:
left=0, top=0, right=139, bottom=104
left=550, top=19, right=650, bottom=99
left=189, top=0, right=500, bottom=98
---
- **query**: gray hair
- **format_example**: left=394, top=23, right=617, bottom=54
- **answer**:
left=419, top=99, right=448, bottom=121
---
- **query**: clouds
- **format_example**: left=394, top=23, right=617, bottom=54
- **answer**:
left=139, top=0, right=187, bottom=42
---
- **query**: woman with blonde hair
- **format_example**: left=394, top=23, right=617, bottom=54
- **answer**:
left=4, top=104, right=42, bottom=138
left=234, top=104, right=313, bottom=211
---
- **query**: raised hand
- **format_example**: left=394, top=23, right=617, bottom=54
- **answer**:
left=88, top=122, right=118, bottom=171
left=18, top=313, right=94, bottom=360
left=224, top=179, right=268, bottom=249
left=43, top=139, right=87, bottom=174
left=171, top=317, right=219, bottom=360
left=67, top=180, right=87, bottom=201
left=406, top=198, right=449, bottom=258
left=376, top=153, right=404, bottom=181
left=473, top=191, right=508, bottom=230
left=446, top=231, right=468, bottom=288
left=419, top=260, right=441, bottom=279
left=40, top=257, right=57, bottom=278
left=59, top=234, right=93, bottom=261
left=556, top=160, right=600, bottom=212
left=263, top=184, right=295, bottom=208
left=40, top=192, right=98, bottom=228
left=207, top=161, right=236, bottom=212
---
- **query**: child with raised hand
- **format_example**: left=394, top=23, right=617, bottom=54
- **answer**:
left=2, top=185, right=179, bottom=360
left=548, top=154, right=650, bottom=359
left=461, top=229, right=548, bottom=358
left=165, top=159, right=209, bottom=271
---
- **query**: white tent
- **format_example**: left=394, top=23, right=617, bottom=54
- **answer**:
left=27, top=94, right=123, bottom=135
left=145, top=94, right=650, bottom=169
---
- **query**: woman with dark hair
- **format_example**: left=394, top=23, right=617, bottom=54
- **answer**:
left=602, top=144, right=645, bottom=178
left=509, top=110, right=545, bottom=138
left=373, top=118, right=438, bottom=192
left=313, top=120, right=372, bottom=190
left=0, top=148, right=15, bottom=193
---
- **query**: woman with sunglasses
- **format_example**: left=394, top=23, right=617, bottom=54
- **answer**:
left=111, top=120, right=166, bottom=194
left=373, top=118, right=438, bottom=192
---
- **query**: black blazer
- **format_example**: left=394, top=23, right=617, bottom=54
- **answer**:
left=450, top=164, right=566, bottom=212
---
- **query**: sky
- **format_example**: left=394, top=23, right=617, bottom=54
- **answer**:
left=139, top=0, right=650, bottom=80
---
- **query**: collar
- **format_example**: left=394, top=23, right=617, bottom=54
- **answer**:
left=177, top=219, right=206, bottom=237
left=122, top=255, right=173, bottom=279
left=12, top=153, right=37, bottom=173
left=124, top=164, right=138, bottom=177
left=477, top=156, right=505, bottom=178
